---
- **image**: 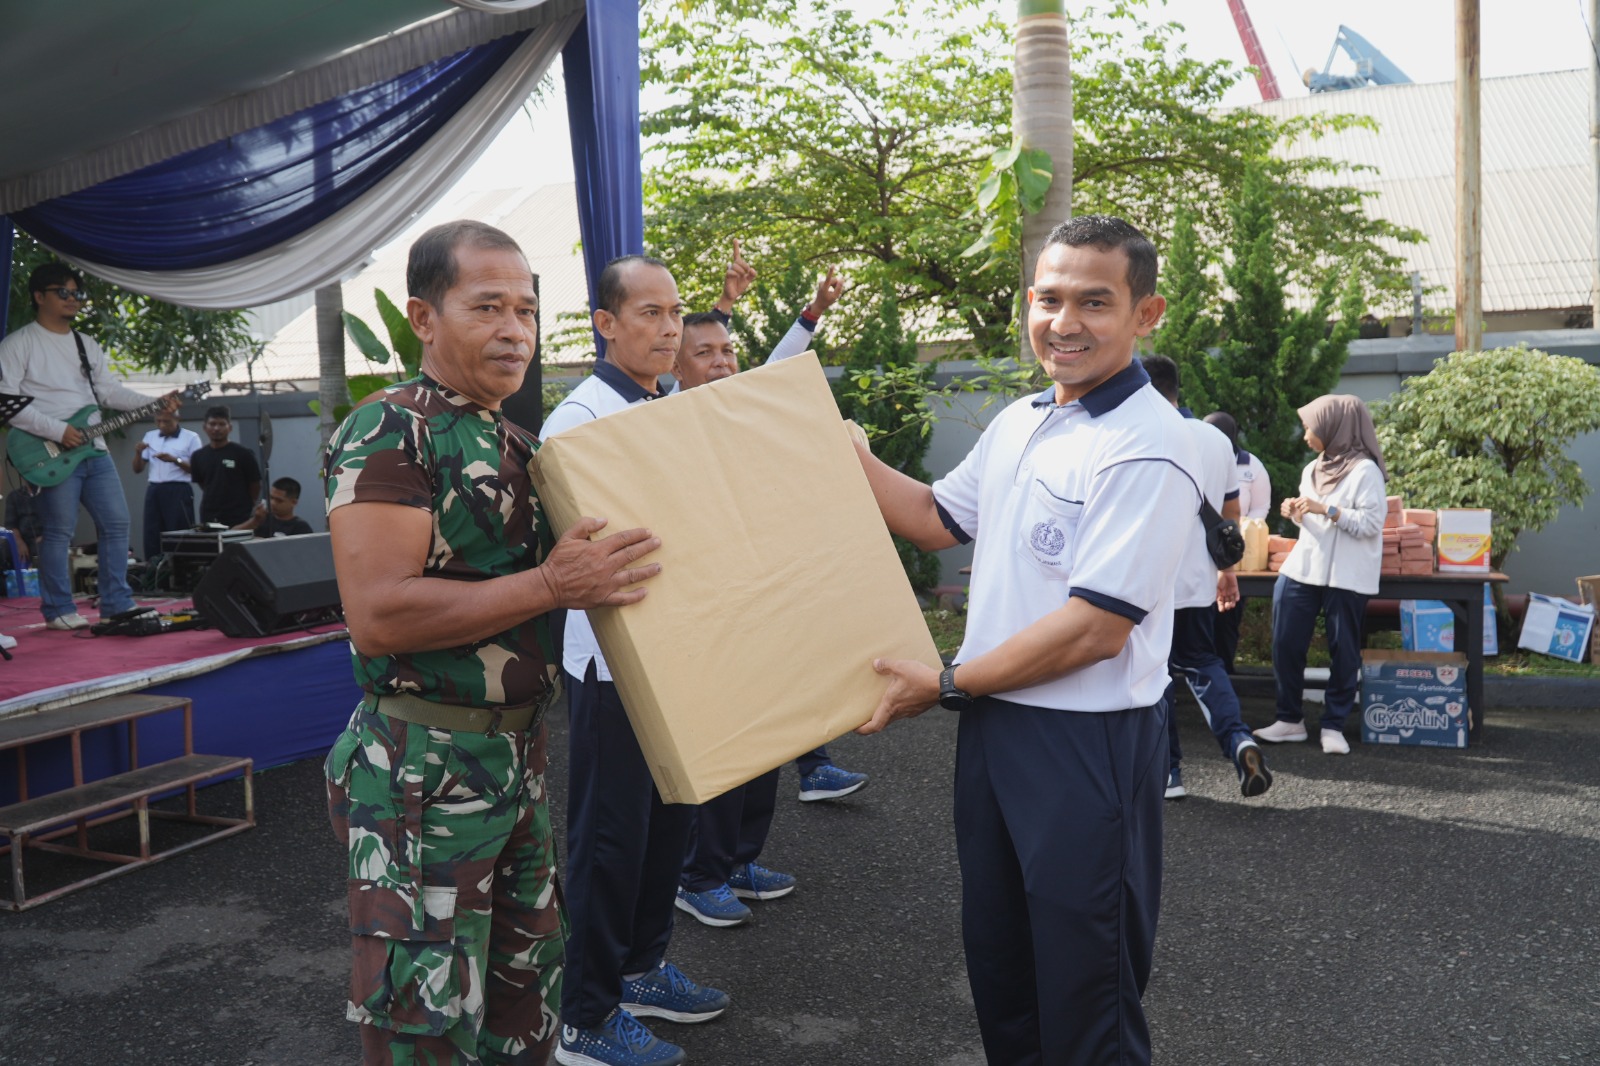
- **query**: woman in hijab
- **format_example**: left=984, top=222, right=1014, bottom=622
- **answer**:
left=1253, top=395, right=1387, bottom=755
left=1203, top=412, right=1271, bottom=673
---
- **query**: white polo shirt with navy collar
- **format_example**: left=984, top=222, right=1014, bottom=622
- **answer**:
left=540, top=358, right=669, bottom=682
left=932, top=361, right=1201, bottom=712
left=1172, top=416, right=1241, bottom=611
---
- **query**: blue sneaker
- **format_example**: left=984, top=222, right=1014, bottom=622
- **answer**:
left=797, top=763, right=869, bottom=802
left=555, top=1009, right=685, bottom=1066
left=621, top=961, right=730, bottom=1024
left=1164, top=767, right=1187, bottom=801
left=674, top=883, right=751, bottom=927
left=727, top=862, right=796, bottom=901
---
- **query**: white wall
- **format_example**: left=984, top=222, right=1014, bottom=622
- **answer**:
left=26, top=327, right=1600, bottom=600
left=917, top=331, right=1600, bottom=596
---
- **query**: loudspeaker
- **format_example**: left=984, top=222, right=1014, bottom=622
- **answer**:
left=191, top=533, right=341, bottom=637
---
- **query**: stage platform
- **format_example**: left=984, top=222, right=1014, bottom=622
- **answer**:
left=0, top=595, right=360, bottom=806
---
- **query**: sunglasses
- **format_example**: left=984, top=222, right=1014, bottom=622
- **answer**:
left=44, top=287, right=88, bottom=302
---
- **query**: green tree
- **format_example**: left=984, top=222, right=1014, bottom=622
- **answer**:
left=642, top=0, right=1014, bottom=356
left=1148, top=206, right=1217, bottom=415
left=1372, top=346, right=1600, bottom=569
left=7, top=229, right=253, bottom=377
left=1203, top=166, right=1363, bottom=521
left=726, top=259, right=832, bottom=368
left=640, top=0, right=1420, bottom=362
left=834, top=284, right=943, bottom=593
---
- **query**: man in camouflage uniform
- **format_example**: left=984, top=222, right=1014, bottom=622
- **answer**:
left=323, top=220, right=664, bottom=1066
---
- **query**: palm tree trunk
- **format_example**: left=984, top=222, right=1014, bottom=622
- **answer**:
left=1014, top=0, right=1073, bottom=360
left=314, top=283, right=346, bottom=445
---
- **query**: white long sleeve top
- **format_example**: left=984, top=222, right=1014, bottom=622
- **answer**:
left=1278, top=457, right=1386, bottom=596
left=0, top=322, right=153, bottom=450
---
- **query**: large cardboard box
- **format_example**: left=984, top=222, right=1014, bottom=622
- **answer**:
left=1360, top=650, right=1470, bottom=749
left=1399, top=600, right=1454, bottom=652
left=531, top=354, right=942, bottom=803
left=1516, top=592, right=1596, bottom=664
left=1399, top=584, right=1498, bottom=656
left=1436, top=508, right=1492, bottom=573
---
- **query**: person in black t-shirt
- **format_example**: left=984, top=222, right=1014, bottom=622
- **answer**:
left=190, top=405, right=261, bottom=526
left=232, top=476, right=314, bottom=538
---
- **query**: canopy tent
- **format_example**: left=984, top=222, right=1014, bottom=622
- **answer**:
left=0, top=0, right=641, bottom=347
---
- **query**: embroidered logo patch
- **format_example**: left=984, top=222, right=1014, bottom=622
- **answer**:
left=1030, top=519, right=1065, bottom=557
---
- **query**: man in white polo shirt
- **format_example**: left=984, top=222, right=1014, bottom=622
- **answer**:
left=543, top=256, right=726, bottom=1066
left=854, top=215, right=1198, bottom=1065
left=1141, top=355, right=1272, bottom=802
left=132, top=409, right=201, bottom=559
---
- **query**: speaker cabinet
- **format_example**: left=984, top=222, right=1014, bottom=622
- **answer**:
left=191, top=533, right=341, bottom=637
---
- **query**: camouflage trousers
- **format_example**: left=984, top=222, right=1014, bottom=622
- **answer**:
left=326, top=705, right=567, bottom=1066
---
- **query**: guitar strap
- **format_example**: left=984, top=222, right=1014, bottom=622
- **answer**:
left=72, top=330, right=104, bottom=409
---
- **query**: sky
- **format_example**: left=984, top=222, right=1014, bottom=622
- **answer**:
left=396, top=0, right=1596, bottom=241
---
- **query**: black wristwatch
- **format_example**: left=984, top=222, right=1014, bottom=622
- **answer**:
left=938, top=665, right=975, bottom=712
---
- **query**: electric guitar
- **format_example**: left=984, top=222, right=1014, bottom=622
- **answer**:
left=7, top=380, right=212, bottom=487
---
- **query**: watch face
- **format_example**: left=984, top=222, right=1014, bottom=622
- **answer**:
left=939, top=667, right=973, bottom=711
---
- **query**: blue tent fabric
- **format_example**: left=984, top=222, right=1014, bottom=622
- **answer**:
left=12, top=33, right=530, bottom=272
left=563, top=0, right=643, bottom=359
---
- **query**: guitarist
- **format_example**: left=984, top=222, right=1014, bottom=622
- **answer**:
left=0, top=264, right=178, bottom=630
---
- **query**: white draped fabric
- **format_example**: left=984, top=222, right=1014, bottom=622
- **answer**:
left=58, top=9, right=582, bottom=308
left=0, top=1, right=576, bottom=213
left=447, top=0, right=559, bottom=10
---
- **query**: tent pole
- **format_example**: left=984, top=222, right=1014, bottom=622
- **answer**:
left=563, top=0, right=644, bottom=363
left=1, top=216, right=13, bottom=342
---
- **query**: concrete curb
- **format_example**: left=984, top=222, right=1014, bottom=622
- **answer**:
left=1486, top=673, right=1600, bottom=709
left=1223, top=666, right=1598, bottom=709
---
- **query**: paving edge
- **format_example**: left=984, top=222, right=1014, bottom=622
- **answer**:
left=1484, top=674, right=1600, bottom=709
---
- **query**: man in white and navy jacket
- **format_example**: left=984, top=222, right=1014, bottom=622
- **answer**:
left=543, top=256, right=726, bottom=1066
left=856, top=216, right=1200, bottom=1066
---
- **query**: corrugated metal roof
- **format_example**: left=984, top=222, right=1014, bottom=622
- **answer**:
left=229, top=182, right=588, bottom=386
left=1254, top=69, right=1591, bottom=314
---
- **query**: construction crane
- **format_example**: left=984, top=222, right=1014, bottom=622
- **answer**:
left=1303, top=25, right=1413, bottom=93
left=1225, top=0, right=1282, bottom=101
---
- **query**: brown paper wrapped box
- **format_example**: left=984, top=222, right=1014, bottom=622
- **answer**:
left=530, top=353, right=942, bottom=804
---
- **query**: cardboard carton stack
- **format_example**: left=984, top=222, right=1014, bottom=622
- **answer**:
left=1381, top=496, right=1435, bottom=576
left=1266, top=534, right=1296, bottom=573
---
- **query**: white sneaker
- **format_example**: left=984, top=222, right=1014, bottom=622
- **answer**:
left=45, top=612, right=90, bottom=631
left=1254, top=720, right=1308, bottom=743
left=1321, top=729, right=1351, bottom=755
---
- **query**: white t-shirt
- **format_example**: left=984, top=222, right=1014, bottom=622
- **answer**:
left=1236, top=452, right=1272, bottom=519
left=140, top=427, right=202, bottom=484
left=932, top=363, right=1201, bottom=712
left=1173, top=418, right=1241, bottom=610
left=540, top=359, right=667, bottom=682
left=0, top=321, right=154, bottom=450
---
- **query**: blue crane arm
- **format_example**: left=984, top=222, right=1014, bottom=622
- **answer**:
left=1334, top=24, right=1412, bottom=85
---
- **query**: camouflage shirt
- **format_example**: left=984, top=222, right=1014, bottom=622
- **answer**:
left=323, top=375, right=551, bottom=708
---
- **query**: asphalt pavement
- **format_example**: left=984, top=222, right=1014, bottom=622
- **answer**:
left=2, top=694, right=1598, bottom=1065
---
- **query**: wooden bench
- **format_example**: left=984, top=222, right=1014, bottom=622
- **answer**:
left=0, top=693, right=255, bottom=911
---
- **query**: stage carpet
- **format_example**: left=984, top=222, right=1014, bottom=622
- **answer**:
left=0, top=595, right=361, bottom=804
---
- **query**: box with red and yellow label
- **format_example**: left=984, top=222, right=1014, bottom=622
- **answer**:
left=1436, top=508, right=1492, bottom=574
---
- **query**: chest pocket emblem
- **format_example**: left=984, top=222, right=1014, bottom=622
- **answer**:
left=1030, top=519, right=1066, bottom=557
